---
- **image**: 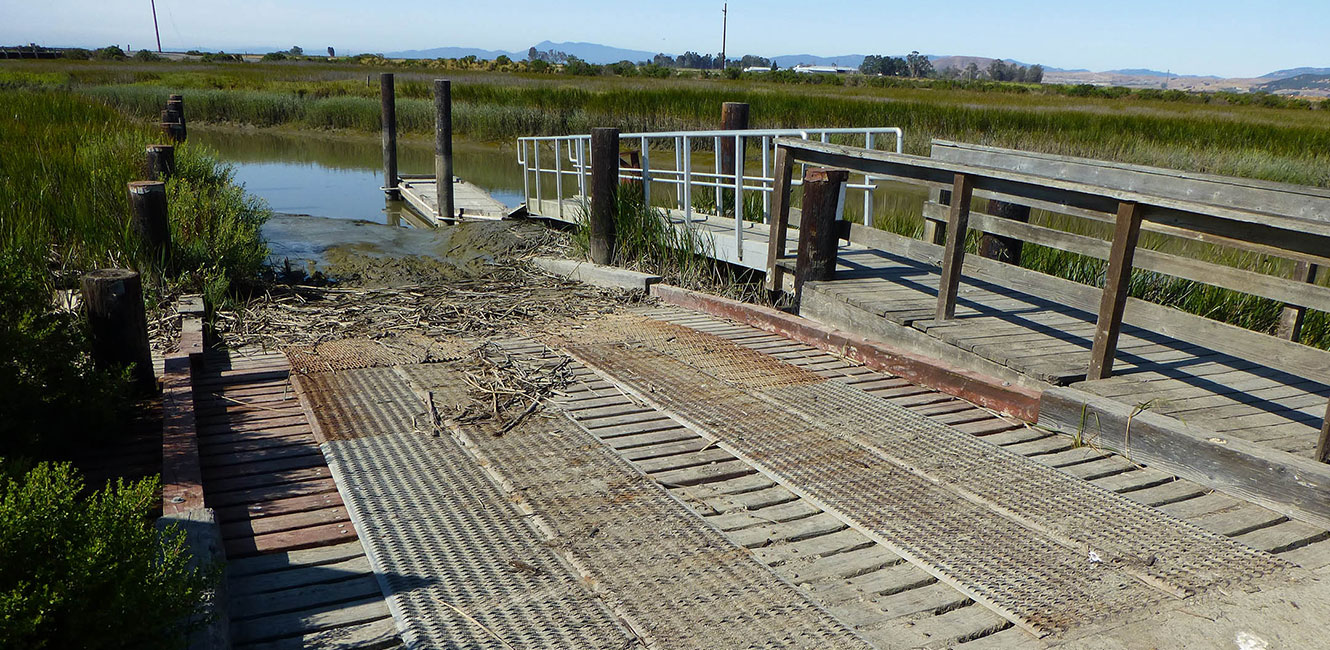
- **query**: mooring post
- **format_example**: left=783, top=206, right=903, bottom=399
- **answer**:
left=128, top=180, right=170, bottom=264
left=763, top=146, right=795, bottom=292
left=146, top=144, right=175, bottom=181
left=380, top=73, right=399, bottom=200
left=589, top=128, right=620, bottom=265
left=166, top=94, right=186, bottom=141
left=433, top=79, right=455, bottom=220
left=935, top=174, right=975, bottom=321
left=81, top=269, right=156, bottom=393
left=979, top=199, right=1031, bottom=265
left=1277, top=262, right=1319, bottom=341
left=720, top=101, right=750, bottom=183
left=793, top=167, right=848, bottom=306
left=159, top=109, right=184, bottom=143
left=1087, top=201, right=1144, bottom=380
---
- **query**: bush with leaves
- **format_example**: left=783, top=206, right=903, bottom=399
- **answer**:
left=0, top=461, right=215, bottom=650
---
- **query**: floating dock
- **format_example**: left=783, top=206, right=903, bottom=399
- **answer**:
left=396, top=175, right=510, bottom=223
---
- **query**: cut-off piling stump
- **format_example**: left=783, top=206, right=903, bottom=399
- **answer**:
left=590, top=128, right=620, bottom=265
left=146, top=144, right=175, bottom=181
left=81, top=269, right=155, bottom=393
left=128, top=180, right=170, bottom=263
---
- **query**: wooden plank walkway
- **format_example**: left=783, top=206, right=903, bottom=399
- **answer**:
left=194, top=350, right=400, bottom=650
left=398, top=176, right=509, bottom=222
left=535, top=305, right=1330, bottom=647
left=803, top=243, right=1330, bottom=462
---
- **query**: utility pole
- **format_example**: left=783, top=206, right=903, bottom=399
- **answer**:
left=150, top=0, right=162, bottom=52
left=719, top=2, right=727, bottom=70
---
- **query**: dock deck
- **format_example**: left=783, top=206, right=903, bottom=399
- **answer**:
left=397, top=176, right=510, bottom=223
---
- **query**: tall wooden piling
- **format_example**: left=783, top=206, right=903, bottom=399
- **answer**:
left=434, top=79, right=454, bottom=220
left=793, top=168, right=848, bottom=304
left=978, top=199, right=1031, bottom=264
left=380, top=73, right=399, bottom=199
left=128, top=180, right=170, bottom=263
left=589, top=128, right=620, bottom=265
left=146, top=144, right=175, bottom=181
left=82, top=269, right=156, bottom=392
left=719, top=102, right=750, bottom=180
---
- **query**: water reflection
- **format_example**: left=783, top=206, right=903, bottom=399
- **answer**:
left=190, top=127, right=525, bottom=225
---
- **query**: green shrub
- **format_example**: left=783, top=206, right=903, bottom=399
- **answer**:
left=0, top=253, right=126, bottom=459
left=133, top=50, right=163, bottom=62
left=0, top=461, right=214, bottom=650
left=93, top=46, right=126, bottom=61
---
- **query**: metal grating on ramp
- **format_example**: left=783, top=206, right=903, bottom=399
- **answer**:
left=286, top=334, right=475, bottom=374
left=405, top=361, right=875, bottom=650
left=311, top=368, right=636, bottom=649
left=298, top=367, right=430, bottom=440
left=557, top=318, right=1294, bottom=637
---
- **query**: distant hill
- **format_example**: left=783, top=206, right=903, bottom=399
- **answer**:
left=1254, top=73, right=1330, bottom=94
left=771, top=53, right=868, bottom=68
left=386, top=46, right=516, bottom=60
left=1259, top=67, right=1330, bottom=80
left=527, top=40, right=659, bottom=64
left=1107, top=68, right=1173, bottom=77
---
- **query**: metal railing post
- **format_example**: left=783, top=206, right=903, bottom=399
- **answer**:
left=735, top=134, right=745, bottom=260
left=675, top=136, right=684, bottom=211
left=714, top=135, right=723, bottom=218
left=683, top=136, right=694, bottom=224
left=641, top=136, right=652, bottom=207
left=533, top=141, right=542, bottom=210
left=554, top=139, right=564, bottom=219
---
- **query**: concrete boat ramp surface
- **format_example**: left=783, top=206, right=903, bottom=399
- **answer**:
left=216, top=300, right=1330, bottom=649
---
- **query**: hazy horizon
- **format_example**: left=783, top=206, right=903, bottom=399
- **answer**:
left=3, top=0, right=1326, bottom=78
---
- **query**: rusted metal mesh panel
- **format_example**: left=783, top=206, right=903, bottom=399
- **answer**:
left=284, top=333, right=474, bottom=374
left=320, top=378, right=636, bottom=649
left=409, top=364, right=874, bottom=650
left=550, top=313, right=822, bottom=389
left=767, top=381, right=1292, bottom=597
left=298, top=366, right=429, bottom=440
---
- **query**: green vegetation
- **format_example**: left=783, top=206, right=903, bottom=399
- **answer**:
left=0, top=461, right=213, bottom=650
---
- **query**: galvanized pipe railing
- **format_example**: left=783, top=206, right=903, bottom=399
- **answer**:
left=517, top=127, right=904, bottom=261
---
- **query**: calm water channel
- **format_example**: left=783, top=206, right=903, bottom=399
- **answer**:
left=192, top=127, right=525, bottom=225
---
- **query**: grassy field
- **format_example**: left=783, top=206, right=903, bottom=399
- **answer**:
left=5, top=58, right=1327, bottom=346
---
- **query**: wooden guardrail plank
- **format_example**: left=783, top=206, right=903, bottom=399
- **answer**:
left=1087, top=202, right=1143, bottom=380
left=935, top=174, right=974, bottom=321
left=921, top=201, right=1330, bottom=313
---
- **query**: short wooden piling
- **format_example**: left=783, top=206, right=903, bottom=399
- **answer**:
left=979, top=199, right=1031, bottom=265
left=128, top=180, right=170, bottom=263
left=935, top=174, right=975, bottom=321
left=81, top=269, right=155, bottom=392
left=160, top=109, right=185, bottom=143
left=719, top=102, right=750, bottom=180
left=380, top=73, right=399, bottom=200
left=589, top=128, right=620, bottom=265
left=433, top=79, right=455, bottom=220
left=146, top=144, right=175, bottom=181
left=164, top=94, right=186, bottom=141
left=793, top=168, right=848, bottom=304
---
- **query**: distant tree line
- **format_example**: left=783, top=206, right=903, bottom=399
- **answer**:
left=859, top=52, right=935, bottom=78
left=860, top=53, right=1043, bottom=83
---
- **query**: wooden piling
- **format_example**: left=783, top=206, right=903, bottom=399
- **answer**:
left=589, top=128, right=620, bottom=265
left=81, top=269, right=155, bottom=392
left=159, top=109, right=184, bottom=143
left=434, top=79, right=455, bottom=220
left=763, top=146, right=796, bottom=292
left=935, top=174, right=975, bottom=321
left=128, top=180, right=170, bottom=263
left=1277, top=262, right=1319, bottom=341
left=793, top=168, right=848, bottom=304
left=978, top=199, right=1031, bottom=264
left=146, top=144, right=175, bottom=181
left=719, top=102, right=750, bottom=180
left=1087, top=201, right=1144, bottom=380
left=164, top=94, right=186, bottom=141
left=380, top=73, right=399, bottom=200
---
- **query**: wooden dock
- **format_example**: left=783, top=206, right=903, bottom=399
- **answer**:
left=396, top=175, right=510, bottom=223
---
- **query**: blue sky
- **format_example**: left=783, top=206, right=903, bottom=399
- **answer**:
left=3, top=0, right=1325, bottom=77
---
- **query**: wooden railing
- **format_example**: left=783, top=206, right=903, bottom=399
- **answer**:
left=764, top=137, right=1330, bottom=455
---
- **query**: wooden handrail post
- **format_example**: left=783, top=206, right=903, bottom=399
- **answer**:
left=979, top=199, right=1031, bottom=264
left=433, top=79, right=454, bottom=220
left=1276, top=262, right=1319, bottom=342
left=763, top=146, right=795, bottom=292
left=1317, top=398, right=1330, bottom=464
left=793, top=167, right=848, bottom=306
left=934, top=173, right=975, bottom=321
left=589, top=127, right=620, bottom=265
left=146, top=144, right=175, bottom=181
left=1087, top=201, right=1144, bottom=380
left=82, top=269, right=156, bottom=393
left=380, top=73, right=399, bottom=200
left=923, top=187, right=950, bottom=245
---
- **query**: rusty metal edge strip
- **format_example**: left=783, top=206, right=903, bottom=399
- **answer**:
left=648, top=283, right=1042, bottom=422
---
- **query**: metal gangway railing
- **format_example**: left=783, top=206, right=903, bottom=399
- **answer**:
left=516, top=127, right=904, bottom=261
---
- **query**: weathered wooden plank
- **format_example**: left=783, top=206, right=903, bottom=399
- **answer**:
left=226, top=541, right=367, bottom=578
left=230, top=597, right=391, bottom=645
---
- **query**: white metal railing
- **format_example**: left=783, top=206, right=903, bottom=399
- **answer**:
left=516, top=127, right=904, bottom=261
